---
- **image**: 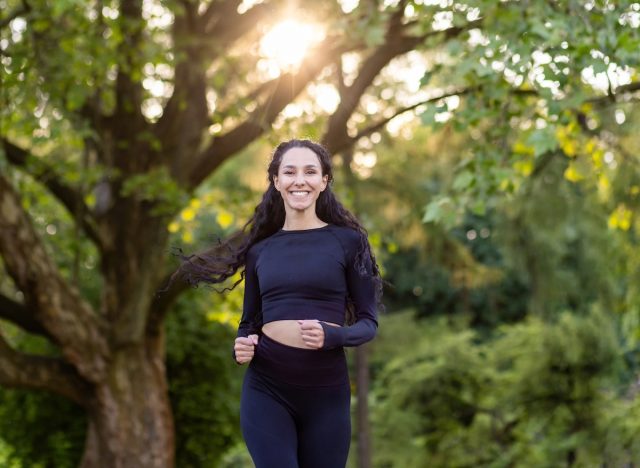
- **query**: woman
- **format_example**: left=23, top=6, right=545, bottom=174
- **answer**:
left=178, top=139, right=382, bottom=468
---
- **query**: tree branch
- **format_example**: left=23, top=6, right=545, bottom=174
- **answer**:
left=146, top=271, right=191, bottom=339
left=337, top=87, right=476, bottom=154
left=323, top=34, right=427, bottom=152
left=0, top=293, right=51, bottom=339
left=157, top=2, right=276, bottom=182
left=204, top=1, right=272, bottom=41
left=187, top=38, right=349, bottom=188
left=0, top=172, right=108, bottom=382
left=113, top=0, right=147, bottom=138
left=146, top=231, right=249, bottom=337
left=0, top=331, right=91, bottom=407
left=199, top=0, right=241, bottom=34
left=323, top=17, right=482, bottom=153
left=587, top=81, right=640, bottom=105
left=156, top=0, right=209, bottom=151
left=1, top=138, right=102, bottom=247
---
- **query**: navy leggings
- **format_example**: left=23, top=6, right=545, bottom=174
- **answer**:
left=240, top=333, right=351, bottom=468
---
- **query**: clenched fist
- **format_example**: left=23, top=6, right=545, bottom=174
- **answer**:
left=298, top=320, right=325, bottom=349
left=234, top=334, right=259, bottom=364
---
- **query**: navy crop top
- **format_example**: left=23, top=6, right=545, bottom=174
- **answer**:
left=236, top=224, right=378, bottom=349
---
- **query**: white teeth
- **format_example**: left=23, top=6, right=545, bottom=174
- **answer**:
left=291, top=191, right=309, bottom=196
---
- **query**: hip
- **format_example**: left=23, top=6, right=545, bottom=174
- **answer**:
left=250, top=333, right=348, bottom=387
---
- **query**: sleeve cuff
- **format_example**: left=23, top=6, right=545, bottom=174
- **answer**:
left=320, top=322, right=345, bottom=349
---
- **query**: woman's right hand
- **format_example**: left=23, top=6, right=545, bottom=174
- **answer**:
left=234, top=334, right=259, bottom=364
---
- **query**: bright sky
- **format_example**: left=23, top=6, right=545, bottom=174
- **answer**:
left=258, top=19, right=325, bottom=77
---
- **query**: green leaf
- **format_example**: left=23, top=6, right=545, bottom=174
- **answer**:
left=470, top=198, right=486, bottom=216
left=423, top=200, right=442, bottom=223
left=526, top=127, right=558, bottom=157
left=420, top=106, right=438, bottom=126
left=452, top=171, right=475, bottom=191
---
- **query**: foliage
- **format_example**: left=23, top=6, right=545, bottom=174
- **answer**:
left=0, top=331, right=86, bottom=468
left=416, top=0, right=640, bottom=227
left=166, top=290, right=245, bottom=468
left=371, top=310, right=639, bottom=467
left=0, top=391, right=85, bottom=468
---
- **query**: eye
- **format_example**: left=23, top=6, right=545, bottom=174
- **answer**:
left=306, top=170, right=317, bottom=175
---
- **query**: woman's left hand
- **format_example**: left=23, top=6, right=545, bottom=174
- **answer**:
left=298, top=319, right=324, bottom=349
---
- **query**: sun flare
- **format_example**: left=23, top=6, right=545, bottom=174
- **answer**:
left=260, top=19, right=324, bottom=72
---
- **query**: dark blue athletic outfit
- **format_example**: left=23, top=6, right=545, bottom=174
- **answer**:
left=236, top=224, right=378, bottom=468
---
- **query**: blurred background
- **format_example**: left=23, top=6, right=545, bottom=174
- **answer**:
left=1, top=0, right=639, bottom=466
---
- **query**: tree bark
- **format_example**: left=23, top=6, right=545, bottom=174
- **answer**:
left=355, top=344, right=372, bottom=468
left=79, top=341, right=174, bottom=468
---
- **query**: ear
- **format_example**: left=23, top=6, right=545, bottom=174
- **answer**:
left=321, top=174, right=328, bottom=191
left=273, top=176, right=281, bottom=192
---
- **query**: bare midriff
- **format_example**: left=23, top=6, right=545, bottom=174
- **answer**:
left=262, top=319, right=340, bottom=349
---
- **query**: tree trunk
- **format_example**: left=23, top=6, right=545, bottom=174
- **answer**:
left=355, top=344, right=372, bottom=468
left=79, top=341, right=174, bottom=468
left=340, top=149, right=373, bottom=468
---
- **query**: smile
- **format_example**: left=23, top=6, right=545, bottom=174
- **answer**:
left=289, top=191, right=310, bottom=196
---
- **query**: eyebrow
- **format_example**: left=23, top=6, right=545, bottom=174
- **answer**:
left=281, top=164, right=320, bottom=169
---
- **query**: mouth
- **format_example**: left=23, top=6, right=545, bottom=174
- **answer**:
left=289, top=191, right=310, bottom=197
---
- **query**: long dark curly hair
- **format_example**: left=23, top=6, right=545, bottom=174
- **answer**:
left=170, top=139, right=383, bottom=322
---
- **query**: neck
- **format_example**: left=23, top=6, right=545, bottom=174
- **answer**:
left=282, top=211, right=326, bottom=231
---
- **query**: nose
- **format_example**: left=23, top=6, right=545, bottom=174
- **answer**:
left=294, top=173, right=305, bottom=185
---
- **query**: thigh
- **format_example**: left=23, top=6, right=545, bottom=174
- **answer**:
left=241, top=368, right=299, bottom=468
left=297, top=383, right=351, bottom=468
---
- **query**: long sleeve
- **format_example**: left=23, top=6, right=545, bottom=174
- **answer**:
left=321, top=233, right=378, bottom=349
left=237, top=245, right=263, bottom=338
left=232, top=245, right=263, bottom=363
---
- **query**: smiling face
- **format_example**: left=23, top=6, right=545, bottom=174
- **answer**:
left=273, top=147, right=329, bottom=215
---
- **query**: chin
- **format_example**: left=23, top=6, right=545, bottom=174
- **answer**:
left=290, top=204, right=314, bottom=212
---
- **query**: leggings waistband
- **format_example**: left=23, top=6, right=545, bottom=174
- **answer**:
left=250, top=333, right=348, bottom=387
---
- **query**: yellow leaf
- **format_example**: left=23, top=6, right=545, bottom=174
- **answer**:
left=514, top=159, right=534, bottom=176
left=630, top=186, right=640, bottom=196
left=499, top=179, right=512, bottom=191
left=216, top=210, right=234, bottom=229
left=189, top=198, right=201, bottom=209
left=561, top=139, right=576, bottom=157
left=168, top=221, right=180, bottom=233
left=182, top=230, right=194, bottom=243
left=513, top=141, right=534, bottom=155
left=369, top=232, right=381, bottom=248
left=591, top=149, right=604, bottom=169
left=608, top=205, right=633, bottom=231
left=597, top=174, right=610, bottom=195
left=387, top=242, right=398, bottom=254
left=181, top=208, right=196, bottom=221
left=555, top=126, right=567, bottom=140
left=579, top=103, right=593, bottom=113
left=564, top=164, right=584, bottom=182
